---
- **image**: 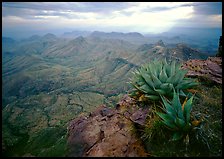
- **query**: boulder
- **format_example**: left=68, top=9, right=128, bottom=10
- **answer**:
left=181, top=57, right=222, bottom=84
left=67, top=96, right=149, bottom=157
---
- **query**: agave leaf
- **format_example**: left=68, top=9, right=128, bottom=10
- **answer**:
left=155, top=61, right=163, bottom=78
left=165, top=65, right=172, bottom=78
left=151, top=74, right=162, bottom=88
left=170, top=60, right=176, bottom=76
left=175, top=80, right=193, bottom=89
left=133, top=78, right=145, bottom=87
left=178, top=82, right=198, bottom=90
left=156, top=112, right=177, bottom=129
left=132, top=84, right=147, bottom=93
left=163, top=58, right=168, bottom=66
left=160, top=95, right=176, bottom=116
left=160, top=83, right=173, bottom=92
left=183, top=95, right=194, bottom=123
left=140, top=71, right=155, bottom=89
left=139, top=84, right=156, bottom=95
left=159, top=66, right=168, bottom=83
left=145, top=94, right=160, bottom=100
left=185, top=82, right=199, bottom=89
left=172, top=132, right=184, bottom=141
left=179, top=89, right=187, bottom=97
left=148, top=62, right=157, bottom=77
left=166, top=73, right=178, bottom=84
left=171, top=89, right=184, bottom=120
left=171, top=70, right=187, bottom=86
left=174, top=117, right=186, bottom=128
left=183, top=77, right=194, bottom=80
left=154, top=88, right=166, bottom=95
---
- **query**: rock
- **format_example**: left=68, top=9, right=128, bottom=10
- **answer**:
left=130, top=108, right=149, bottom=126
left=67, top=96, right=149, bottom=157
left=117, top=95, right=150, bottom=126
left=181, top=57, right=222, bottom=84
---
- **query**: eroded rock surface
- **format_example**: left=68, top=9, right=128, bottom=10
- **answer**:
left=67, top=95, right=149, bottom=157
left=181, top=57, right=222, bottom=84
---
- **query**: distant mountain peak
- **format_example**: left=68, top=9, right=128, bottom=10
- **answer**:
left=62, top=30, right=91, bottom=38
left=90, top=31, right=144, bottom=39
left=29, top=35, right=41, bottom=41
left=69, top=36, right=87, bottom=45
left=155, top=40, right=165, bottom=47
left=43, top=33, right=57, bottom=39
left=2, top=37, right=16, bottom=43
left=126, top=32, right=144, bottom=37
left=75, top=36, right=85, bottom=41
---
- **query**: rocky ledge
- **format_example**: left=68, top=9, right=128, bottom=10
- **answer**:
left=181, top=57, right=222, bottom=84
left=67, top=95, right=149, bottom=157
left=67, top=57, right=222, bottom=157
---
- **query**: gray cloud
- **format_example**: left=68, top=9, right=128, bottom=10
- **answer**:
left=192, top=2, right=222, bottom=15
left=2, top=2, right=133, bottom=17
left=2, top=2, right=222, bottom=39
left=141, top=3, right=192, bottom=13
left=141, top=2, right=222, bottom=15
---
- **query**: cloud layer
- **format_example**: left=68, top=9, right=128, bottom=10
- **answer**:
left=2, top=2, right=222, bottom=38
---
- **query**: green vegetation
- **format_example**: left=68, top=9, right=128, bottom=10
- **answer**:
left=156, top=89, right=194, bottom=141
left=25, top=127, right=67, bottom=157
left=2, top=35, right=219, bottom=157
left=129, top=59, right=222, bottom=157
left=139, top=84, right=222, bottom=157
left=129, top=59, right=198, bottom=101
left=2, top=92, right=109, bottom=157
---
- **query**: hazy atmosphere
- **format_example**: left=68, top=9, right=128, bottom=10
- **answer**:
left=2, top=2, right=222, bottom=39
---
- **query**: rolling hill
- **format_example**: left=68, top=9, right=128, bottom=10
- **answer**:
left=2, top=32, right=212, bottom=156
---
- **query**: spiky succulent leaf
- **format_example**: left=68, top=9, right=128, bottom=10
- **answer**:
left=155, top=61, right=163, bottom=78
left=156, top=88, right=195, bottom=141
left=174, top=117, right=186, bottom=128
left=140, top=70, right=155, bottom=89
left=166, top=73, right=178, bottom=84
left=151, top=74, right=162, bottom=88
left=170, top=60, right=176, bottom=76
left=145, top=94, right=160, bottom=100
left=160, top=83, right=173, bottom=92
left=160, top=95, right=176, bottom=116
left=176, top=79, right=198, bottom=90
left=156, top=112, right=177, bottom=130
left=173, top=69, right=188, bottom=86
left=139, top=84, right=155, bottom=94
left=129, top=59, right=199, bottom=101
left=154, top=88, right=166, bottom=95
left=171, top=89, right=184, bottom=120
left=183, top=95, right=194, bottom=123
left=179, top=90, right=187, bottom=97
left=159, top=66, right=168, bottom=83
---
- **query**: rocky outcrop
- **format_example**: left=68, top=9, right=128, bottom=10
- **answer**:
left=67, top=95, right=149, bottom=157
left=181, top=57, right=222, bottom=84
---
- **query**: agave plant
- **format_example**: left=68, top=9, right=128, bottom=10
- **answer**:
left=156, top=89, right=194, bottom=141
left=129, top=58, right=198, bottom=101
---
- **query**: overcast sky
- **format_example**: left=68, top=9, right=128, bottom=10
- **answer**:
left=2, top=2, right=222, bottom=38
